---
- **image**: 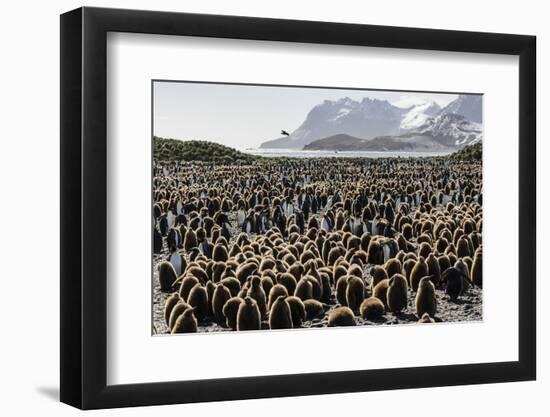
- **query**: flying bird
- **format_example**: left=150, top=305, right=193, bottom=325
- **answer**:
left=281, top=130, right=290, bottom=136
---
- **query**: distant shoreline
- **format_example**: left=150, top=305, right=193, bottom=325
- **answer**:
left=242, top=148, right=454, bottom=159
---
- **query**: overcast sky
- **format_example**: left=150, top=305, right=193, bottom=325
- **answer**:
left=153, top=81, right=458, bottom=150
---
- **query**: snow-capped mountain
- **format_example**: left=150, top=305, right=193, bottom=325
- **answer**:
left=439, top=94, right=482, bottom=123
left=400, top=101, right=442, bottom=131
left=415, top=113, right=482, bottom=147
left=259, top=94, right=482, bottom=150
left=304, top=113, right=481, bottom=152
left=260, top=97, right=408, bottom=149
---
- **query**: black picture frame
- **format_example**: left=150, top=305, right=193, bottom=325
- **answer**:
left=60, top=6, right=536, bottom=410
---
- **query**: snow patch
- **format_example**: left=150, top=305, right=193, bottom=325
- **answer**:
left=400, top=101, right=442, bottom=130
left=330, top=107, right=351, bottom=121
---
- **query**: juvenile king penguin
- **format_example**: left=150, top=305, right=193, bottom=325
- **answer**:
left=360, top=297, right=385, bottom=320
left=236, top=296, right=261, bottom=331
left=222, top=296, right=244, bottom=330
left=268, top=284, right=289, bottom=310
left=187, top=283, right=208, bottom=322
left=212, top=284, right=232, bottom=324
left=286, top=296, right=306, bottom=327
left=367, top=239, right=384, bottom=265
left=163, top=292, right=183, bottom=326
left=277, top=272, right=297, bottom=295
left=178, top=276, right=200, bottom=301
left=212, top=244, right=229, bottom=262
left=454, top=258, right=472, bottom=293
left=345, top=275, right=365, bottom=312
left=220, top=277, right=241, bottom=297
left=387, top=274, right=408, bottom=313
left=403, top=258, right=416, bottom=283
left=247, top=276, right=267, bottom=318
left=409, top=256, right=429, bottom=291
left=183, top=228, right=198, bottom=251
left=269, top=295, right=293, bottom=329
left=328, top=306, right=356, bottom=327
left=471, top=248, right=482, bottom=288
left=415, top=277, right=437, bottom=318
left=168, top=301, right=191, bottom=331
left=426, top=253, right=441, bottom=286
left=384, top=258, right=402, bottom=279
left=373, top=279, right=390, bottom=308
left=303, top=299, right=326, bottom=320
left=158, top=261, right=177, bottom=292
left=294, top=277, right=313, bottom=301
left=370, top=265, right=389, bottom=289
left=171, top=307, right=198, bottom=333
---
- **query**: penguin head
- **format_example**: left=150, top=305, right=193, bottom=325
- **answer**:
left=183, top=307, right=196, bottom=318
left=275, top=295, right=286, bottom=305
left=250, top=275, right=261, bottom=287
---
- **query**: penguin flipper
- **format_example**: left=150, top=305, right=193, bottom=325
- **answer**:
left=171, top=277, right=183, bottom=289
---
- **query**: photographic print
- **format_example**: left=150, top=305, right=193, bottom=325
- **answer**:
left=152, top=81, right=483, bottom=335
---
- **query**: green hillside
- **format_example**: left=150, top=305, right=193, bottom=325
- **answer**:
left=153, top=137, right=260, bottom=163
left=449, top=142, right=482, bottom=160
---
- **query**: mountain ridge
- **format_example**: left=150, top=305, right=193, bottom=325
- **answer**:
left=260, top=97, right=408, bottom=149
left=303, top=112, right=481, bottom=152
left=260, top=94, right=482, bottom=150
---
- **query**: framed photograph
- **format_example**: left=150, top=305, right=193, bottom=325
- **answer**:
left=60, top=6, right=536, bottom=409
